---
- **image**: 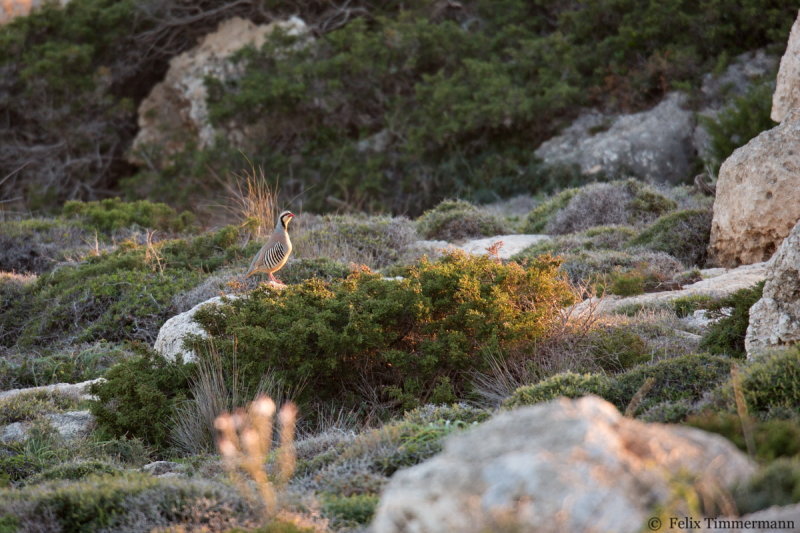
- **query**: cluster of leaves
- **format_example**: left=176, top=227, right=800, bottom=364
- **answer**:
left=0, top=225, right=257, bottom=347
left=700, top=282, right=765, bottom=357
left=630, top=208, right=713, bottom=267
left=193, top=251, right=574, bottom=411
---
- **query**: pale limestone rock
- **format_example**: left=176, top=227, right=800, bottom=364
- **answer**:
left=535, top=93, right=694, bottom=184
left=1, top=411, right=94, bottom=444
left=372, top=396, right=754, bottom=533
left=154, top=295, right=235, bottom=362
left=746, top=219, right=800, bottom=358
left=130, top=16, right=308, bottom=163
left=0, top=378, right=104, bottom=402
left=708, top=112, right=800, bottom=267
left=772, top=11, right=800, bottom=122
left=412, top=234, right=550, bottom=261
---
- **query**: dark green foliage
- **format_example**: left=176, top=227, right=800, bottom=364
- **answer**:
left=687, top=412, right=800, bottom=461
left=0, top=473, right=252, bottom=532
left=62, top=198, right=195, bottom=233
left=322, top=493, right=379, bottom=525
left=700, top=282, right=764, bottom=357
left=523, top=189, right=580, bottom=233
left=588, top=328, right=650, bottom=372
left=504, top=354, right=732, bottom=415
left=733, top=459, right=800, bottom=514
left=193, top=251, right=573, bottom=410
left=90, top=352, right=194, bottom=450
left=630, top=209, right=713, bottom=267
left=672, top=294, right=716, bottom=318
left=640, top=399, right=694, bottom=423
left=608, top=271, right=648, bottom=296
left=700, top=81, right=777, bottom=173
left=610, top=354, right=733, bottom=415
left=279, top=258, right=350, bottom=285
left=503, top=373, right=613, bottom=409
left=416, top=199, right=508, bottom=241
left=0, top=226, right=254, bottom=347
left=26, top=461, right=122, bottom=485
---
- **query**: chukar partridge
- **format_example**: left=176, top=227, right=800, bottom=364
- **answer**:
left=245, top=210, right=295, bottom=283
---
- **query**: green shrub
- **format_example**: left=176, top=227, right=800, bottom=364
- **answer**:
left=700, top=81, right=777, bottom=173
left=672, top=294, right=716, bottom=318
left=193, top=251, right=573, bottom=411
left=90, top=352, right=194, bottom=450
left=416, top=199, right=508, bottom=241
left=322, top=493, right=379, bottom=525
left=541, top=180, right=676, bottom=235
left=610, top=354, right=733, bottom=415
left=733, top=459, right=800, bottom=514
left=687, top=412, right=800, bottom=461
left=522, top=189, right=580, bottom=233
left=0, top=390, right=80, bottom=425
left=1, top=226, right=255, bottom=347
left=62, top=198, right=196, bottom=233
left=279, top=258, right=350, bottom=285
left=503, top=373, right=613, bottom=409
left=0, top=473, right=253, bottom=532
left=629, top=209, right=713, bottom=267
left=722, top=348, right=800, bottom=417
left=640, top=399, right=694, bottom=423
left=0, top=219, right=90, bottom=274
left=700, top=282, right=764, bottom=357
left=588, top=328, right=650, bottom=372
left=25, top=460, right=122, bottom=485
left=608, top=271, right=648, bottom=296
left=293, top=214, right=417, bottom=269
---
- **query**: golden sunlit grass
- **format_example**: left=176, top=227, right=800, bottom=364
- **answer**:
left=224, top=163, right=279, bottom=240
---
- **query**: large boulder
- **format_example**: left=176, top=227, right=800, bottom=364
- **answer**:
left=534, top=93, right=694, bottom=184
left=745, top=219, right=800, bottom=358
left=772, top=12, right=800, bottom=122
left=154, top=295, right=234, bottom=362
left=373, top=396, right=754, bottom=533
left=1, top=411, right=94, bottom=444
left=129, top=16, right=308, bottom=164
left=708, top=112, right=800, bottom=267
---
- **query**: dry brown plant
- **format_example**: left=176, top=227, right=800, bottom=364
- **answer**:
left=223, top=163, right=278, bottom=240
left=215, top=396, right=298, bottom=520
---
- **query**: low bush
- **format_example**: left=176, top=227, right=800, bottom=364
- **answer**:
left=629, top=209, right=713, bottom=267
left=193, top=251, right=573, bottom=411
left=587, top=328, right=650, bottom=372
left=733, top=459, right=800, bottom=515
left=90, top=352, right=194, bottom=450
left=0, top=390, right=80, bottom=425
left=1, top=226, right=256, bottom=347
left=0, top=473, right=254, bottom=532
left=0, top=219, right=91, bottom=274
left=700, top=282, right=764, bottom=358
left=522, top=188, right=580, bottom=233
left=62, top=198, right=196, bottom=234
left=25, top=460, right=122, bottom=485
left=539, top=180, right=676, bottom=235
left=321, top=493, right=380, bottom=525
left=293, top=214, right=417, bottom=269
left=279, top=258, right=350, bottom=285
left=640, top=399, right=694, bottom=423
left=415, top=199, right=509, bottom=241
left=687, top=412, right=800, bottom=461
left=672, top=294, right=717, bottom=318
left=503, top=373, right=613, bottom=410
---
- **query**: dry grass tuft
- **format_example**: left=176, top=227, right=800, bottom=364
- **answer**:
left=224, top=163, right=278, bottom=239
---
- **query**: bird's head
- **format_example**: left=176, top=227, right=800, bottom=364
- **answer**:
left=278, top=210, right=295, bottom=229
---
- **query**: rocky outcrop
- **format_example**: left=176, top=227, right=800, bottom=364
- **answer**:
left=772, top=13, right=800, bottom=122
left=746, top=219, right=800, bottom=358
left=0, top=378, right=104, bottom=402
left=413, top=234, right=551, bottom=260
left=708, top=112, right=800, bottom=267
left=1, top=411, right=94, bottom=444
left=535, top=93, right=694, bottom=184
left=129, top=16, right=308, bottom=164
left=373, top=396, right=754, bottom=533
left=155, top=295, right=234, bottom=362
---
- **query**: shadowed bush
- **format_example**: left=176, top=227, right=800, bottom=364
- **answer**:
left=416, top=199, right=509, bottom=241
left=700, top=282, right=764, bottom=358
left=62, top=198, right=196, bottom=234
left=630, top=208, right=712, bottom=267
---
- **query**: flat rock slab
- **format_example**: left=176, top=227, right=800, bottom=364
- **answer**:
left=414, top=234, right=550, bottom=260
left=0, top=378, right=104, bottom=402
left=0, top=410, right=94, bottom=444
left=577, top=262, right=768, bottom=315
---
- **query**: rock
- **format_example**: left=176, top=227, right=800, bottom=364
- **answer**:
left=1, top=410, right=94, bottom=444
left=0, top=378, right=105, bottom=402
left=154, top=295, right=236, bottom=362
left=703, top=504, right=800, bottom=532
left=708, top=112, right=800, bottom=267
left=412, top=235, right=551, bottom=261
left=574, top=262, right=768, bottom=316
left=694, top=50, right=778, bottom=160
left=535, top=93, right=694, bottom=184
left=129, top=16, right=308, bottom=164
left=745, top=219, right=800, bottom=358
left=142, top=461, right=187, bottom=477
left=773, top=13, right=800, bottom=122
left=681, top=308, right=732, bottom=330
left=373, top=396, right=754, bottom=533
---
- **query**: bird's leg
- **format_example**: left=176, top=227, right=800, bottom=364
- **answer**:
left=269, top=272, right=283, bottom=285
